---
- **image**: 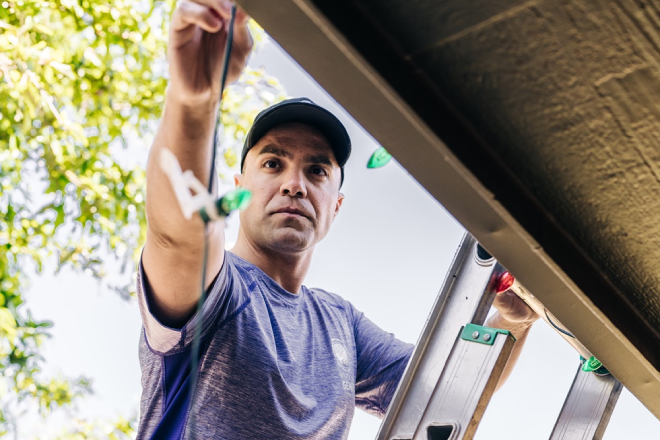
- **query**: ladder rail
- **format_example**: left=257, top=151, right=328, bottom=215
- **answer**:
left=376, top=233, right=505, bottom=439
left=411, top=327, right=516, bottom=440
left=550, top=365, right=622, bottom=440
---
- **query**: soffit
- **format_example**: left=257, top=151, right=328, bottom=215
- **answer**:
left=237, top=0, right=660, bottom=417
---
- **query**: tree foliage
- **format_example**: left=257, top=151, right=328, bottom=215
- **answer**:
left=0, top=0, right=286, bottom=436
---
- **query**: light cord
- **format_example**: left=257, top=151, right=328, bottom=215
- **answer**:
left=544, top=308, right=575, bottom=339
left=188, top=5, right=237, bottom=437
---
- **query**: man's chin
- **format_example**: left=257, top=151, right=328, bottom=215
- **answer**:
left=267, top=229, right=313, bottom=252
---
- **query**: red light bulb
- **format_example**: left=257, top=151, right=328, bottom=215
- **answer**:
left=496, top=271, right=515, bottom=293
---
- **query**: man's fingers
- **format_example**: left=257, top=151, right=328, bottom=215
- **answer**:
left=181, top=0, right=234, bottom=20
left=172, top=0, right=224, bottom=34
left=234, top=7, right=251, bottom=26
left=169, top=0, right=252, bottom=86
left=493, top=290, right=538, bottom=323
left=232, top=9, right=253, bottom=52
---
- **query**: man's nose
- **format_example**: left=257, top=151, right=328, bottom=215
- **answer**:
left=280, top=169, right=307, bottom=198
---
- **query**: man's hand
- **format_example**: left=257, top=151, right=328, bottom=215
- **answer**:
left=492, top=289, right=538, bottom=325
left=168, top=0, right=252, bottom=106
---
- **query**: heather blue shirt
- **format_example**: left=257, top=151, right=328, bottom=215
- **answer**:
left=136, top=252, right=413, bottom=439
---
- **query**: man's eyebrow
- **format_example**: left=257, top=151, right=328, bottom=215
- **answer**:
left=258, top=145, right=291, bottom=158
left=258, top=145, right=335, bottom=167
left=304, top=154, right=334, bottom=167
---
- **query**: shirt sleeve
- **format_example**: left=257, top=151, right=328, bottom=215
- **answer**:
left=137, top=250, right=243, bottom=355
left=353, top=309, right=414, bottom=418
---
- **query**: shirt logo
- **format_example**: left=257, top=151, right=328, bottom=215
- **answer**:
left=331, top=339, right=350, bottom=370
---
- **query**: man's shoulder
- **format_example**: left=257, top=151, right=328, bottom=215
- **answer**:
left=224, top=251, right=251, bottom=270
left=223, top=251, right=262, bottom=280
left=306, top=287, right=354, bottom=311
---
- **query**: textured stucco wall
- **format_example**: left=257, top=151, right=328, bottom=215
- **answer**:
left=357, top=0, right=660, bottom=337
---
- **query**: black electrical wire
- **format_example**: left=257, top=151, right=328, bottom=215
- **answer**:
left=188, top=5, right=237, bottom=437
left=544, top=308, right=575, bottom=339
left=208, top=5, right=237, bottom=194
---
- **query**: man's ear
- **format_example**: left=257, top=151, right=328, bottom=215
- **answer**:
left=333, top=192, right=344, bottom=219
left=234, top=173, right=243, bottom=187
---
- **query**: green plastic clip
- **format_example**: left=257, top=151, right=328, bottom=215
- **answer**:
left=460, top=323, right=514, bottom=346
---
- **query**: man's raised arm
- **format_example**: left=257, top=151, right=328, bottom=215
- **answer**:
left=487, top=289, right=539, bottom=391
left=142, top=1, right=252, bottom=328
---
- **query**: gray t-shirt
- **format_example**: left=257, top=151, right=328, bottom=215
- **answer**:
left=136, top=251, right=413, bottom=439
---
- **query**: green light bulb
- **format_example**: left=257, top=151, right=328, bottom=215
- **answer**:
left=367, top=147, right=393, bottom=169
left=219, top=188, right=252, bottom=215
left=199, top=188, right=252, bottom=223
left=581, top=356, right=603, bottom=372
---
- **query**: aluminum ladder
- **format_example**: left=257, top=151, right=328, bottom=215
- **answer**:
left=376, top=233, right=622, bottom=440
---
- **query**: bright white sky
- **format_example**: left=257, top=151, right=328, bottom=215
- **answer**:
left=22, top=31, right=659, bottom=439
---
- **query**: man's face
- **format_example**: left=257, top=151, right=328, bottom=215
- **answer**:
left=235, top=123, right=344, bottom=254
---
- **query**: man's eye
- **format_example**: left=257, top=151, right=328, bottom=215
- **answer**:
left=310, top=166, right=328, bottom=176
left=263, top=160, right=279, bottom=168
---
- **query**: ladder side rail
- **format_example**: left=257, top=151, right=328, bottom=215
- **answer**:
left=377, top=232, right=476, bottom=439
left=549, top=365, right=623, bottom=440
left=377, top=233, right=504, bottom=440
left=413, top=328, right=517, bottom=440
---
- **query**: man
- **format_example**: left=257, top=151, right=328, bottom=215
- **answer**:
left=136, top=1, right=538, bottom=438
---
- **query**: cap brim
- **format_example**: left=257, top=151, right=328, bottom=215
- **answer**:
left=242, top=100, right=351, bottom=169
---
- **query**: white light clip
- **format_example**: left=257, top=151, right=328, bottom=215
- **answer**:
left=159, top=149, right=221, bottom=221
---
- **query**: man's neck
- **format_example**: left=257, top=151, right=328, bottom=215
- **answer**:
left=231, top=235, right=313, bottom=295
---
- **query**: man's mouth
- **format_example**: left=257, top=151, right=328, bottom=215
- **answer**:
left=273, top=208, right=309, bottom=219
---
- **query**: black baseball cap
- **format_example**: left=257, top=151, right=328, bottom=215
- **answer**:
left=240, top=98, right=351, bottom=185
